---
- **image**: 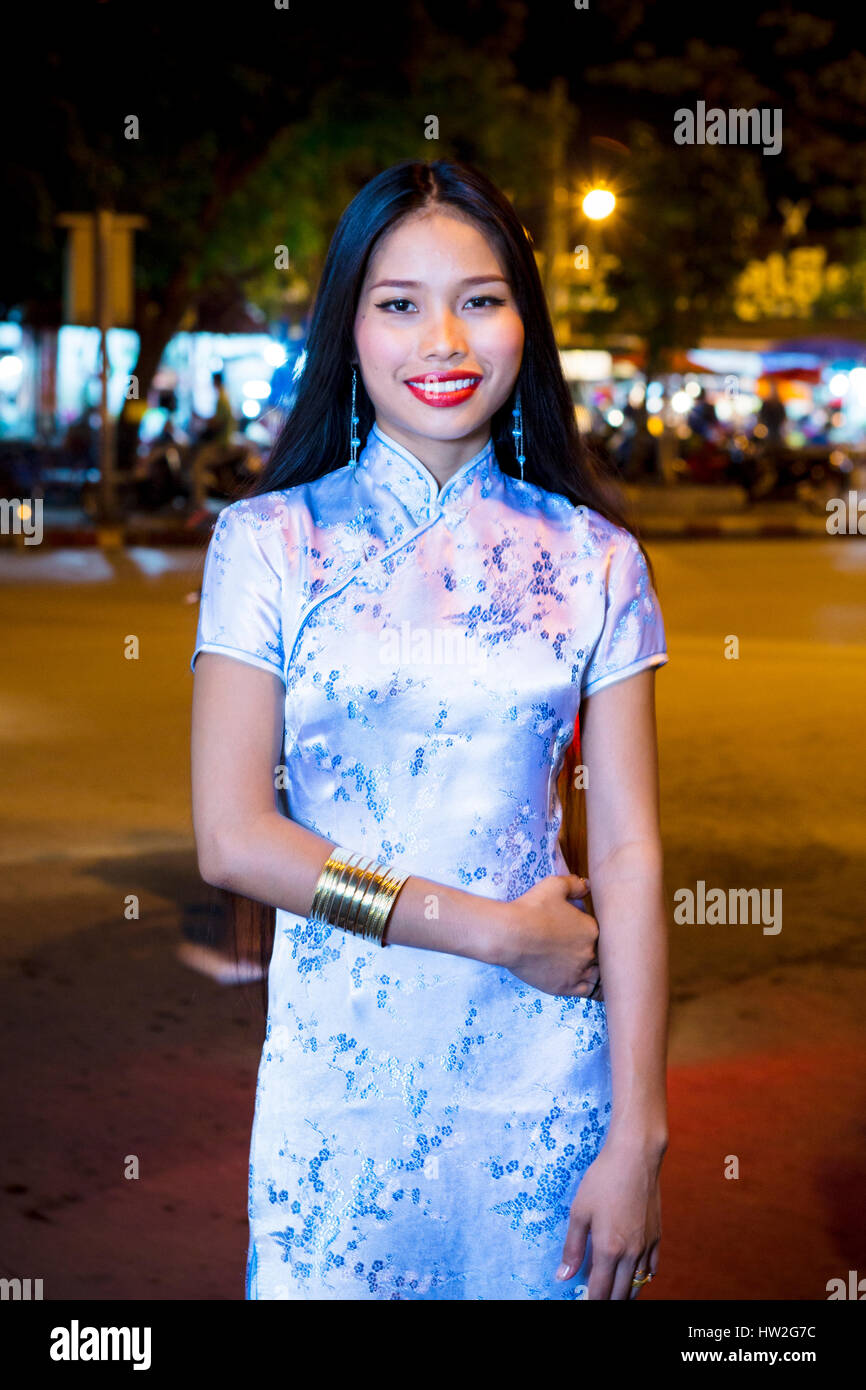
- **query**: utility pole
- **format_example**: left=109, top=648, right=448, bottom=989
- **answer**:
left=56, top=210, right=146, bottom=526
left=95, top=209, right=117, bottom=522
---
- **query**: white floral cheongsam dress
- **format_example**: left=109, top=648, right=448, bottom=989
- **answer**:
left=190, top=420, right=668, bottom=1300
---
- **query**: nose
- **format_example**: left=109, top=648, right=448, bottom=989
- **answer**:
left=418, top=303, right=468, bottom=362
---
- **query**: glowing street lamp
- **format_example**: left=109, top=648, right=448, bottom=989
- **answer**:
left=582, top=188, right=616, bottom=221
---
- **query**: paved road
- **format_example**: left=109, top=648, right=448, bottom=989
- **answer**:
left=1, top=538, right=864, bottom=1299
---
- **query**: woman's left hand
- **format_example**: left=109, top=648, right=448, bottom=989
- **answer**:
left=555, top=1137, right=664, bottom=1299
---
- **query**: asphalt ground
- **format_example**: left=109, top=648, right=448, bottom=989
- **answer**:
left=0, top=537, right=864, bottom=1299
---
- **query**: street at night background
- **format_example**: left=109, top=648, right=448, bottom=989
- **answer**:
left=0, top=0, right=864, bottom=1317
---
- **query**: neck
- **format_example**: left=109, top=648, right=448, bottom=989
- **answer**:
left=372, top=415, right=492, bottom=492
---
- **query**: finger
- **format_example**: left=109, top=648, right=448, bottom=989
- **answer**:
left=557, top=1213, right=590, bottom=1284
left=567, top=966, right=601, bottom=1000
left=563, top=873, right=590, bottom=898
left=573, top=973, right=601, bottom=1000
left=587, top=1249, right=618, bottom=1301
left=612, top=1251, right=645, bottom=1301
left=628, top=1248, right=653, bottom=1300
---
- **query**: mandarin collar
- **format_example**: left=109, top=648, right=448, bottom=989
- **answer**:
left=353, top=421, right=501, bottom=524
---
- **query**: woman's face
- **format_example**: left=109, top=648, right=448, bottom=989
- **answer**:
left=353, top=209, right=524, bottom=469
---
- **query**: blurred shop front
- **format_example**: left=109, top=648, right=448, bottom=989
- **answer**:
left=0, top=297, right=306, bottom=453
left=558, top=336, right=866, bottom=493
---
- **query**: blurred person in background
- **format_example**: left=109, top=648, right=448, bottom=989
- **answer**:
left=756, top=379, right=787, bottom=446
left=189, top=371, right=237, bottom=507
left=686, top=385, right=718, bottom=440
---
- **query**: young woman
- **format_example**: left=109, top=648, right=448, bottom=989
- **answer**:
left=190, top=158, right=669, bottom=1301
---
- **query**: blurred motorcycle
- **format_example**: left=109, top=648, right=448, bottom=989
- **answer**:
left=79, top=437, right=190, bottom=519
left=737, top=440, right=847, bottom=509
left=79, top=432, right=264, bottom=518
left=188, top=433, right=264, bottom=500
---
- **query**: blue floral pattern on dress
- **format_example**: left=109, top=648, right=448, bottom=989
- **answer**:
left=191, top=421, right=668, bottom=1299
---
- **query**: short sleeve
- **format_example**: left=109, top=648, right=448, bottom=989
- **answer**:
left=190, top=501, right=285, bottom=682
left=581, top=529, right=668, bottom=697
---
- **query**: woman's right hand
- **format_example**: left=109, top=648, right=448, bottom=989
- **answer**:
left=493, top=874, right=602, bottom=999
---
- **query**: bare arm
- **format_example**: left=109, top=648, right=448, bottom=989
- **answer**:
left=579, top=666, right=669, bottom=1151
left=191, top=651, right=511, bottom=966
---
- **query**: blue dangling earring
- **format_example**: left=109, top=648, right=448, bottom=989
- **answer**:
left=349, top=364, right=361, bottom=477
left=512, top=387, right=525, bottom=482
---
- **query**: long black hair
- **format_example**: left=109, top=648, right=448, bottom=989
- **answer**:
left=251, top=157, right=641, bottom=513
left=224, top=157, right=651, bottom=1014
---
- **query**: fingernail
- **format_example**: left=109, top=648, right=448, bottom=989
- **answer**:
left=556, top=1262, right=572, bottom=1281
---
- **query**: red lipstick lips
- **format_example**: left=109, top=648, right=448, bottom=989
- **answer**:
left=405, top=370, right=483, bottom=408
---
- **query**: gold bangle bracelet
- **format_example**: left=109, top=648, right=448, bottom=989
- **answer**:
left=310, top=849, right=356, bottom=926
left=347, top=863, right=393, bottom=941
left=362, top=875, right=395, bottom=942
left=329, top=853, right=367, bottom=932
left=347, top=862, right=385, bottom=938
left=309, top=858, right=334, bottom=924
left=377, top=873, right=409, bottom=945
left=335, top=855, right=374, bottom=933
left=365, top=870, right=409, bottom=945
left=312, top=850, right=378, bottom=933
left=308, top=847, right=406, bottom=947
left=309, top=853, right=339, bottom=925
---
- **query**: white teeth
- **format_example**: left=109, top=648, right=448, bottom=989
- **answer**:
left=410, top=378, right=478, bottom=394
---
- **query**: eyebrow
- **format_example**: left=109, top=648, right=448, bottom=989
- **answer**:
left=368, top=275, right=509, bottom=290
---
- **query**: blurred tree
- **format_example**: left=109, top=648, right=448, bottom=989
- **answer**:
left=7, top=0, right=859, bottom=471
left=755, top=10, right=866, bottom=224
left=580, top=39, right=773, bottom=380
left=581, top=10, right=866, bottom=375
left=1, top=0, right=564, bottom=469
left=573, top=120, right=769, bottom=381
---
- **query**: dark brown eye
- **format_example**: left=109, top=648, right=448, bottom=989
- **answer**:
left=375, top=299, right=416, bottom=312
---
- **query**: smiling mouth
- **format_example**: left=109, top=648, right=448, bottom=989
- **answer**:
left=404, top=375, right=483, bottom=406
